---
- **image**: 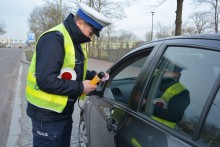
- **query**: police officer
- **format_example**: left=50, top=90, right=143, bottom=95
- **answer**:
left=26, top=3, right=111, bottom=147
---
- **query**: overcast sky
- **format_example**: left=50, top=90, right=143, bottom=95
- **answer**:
left=0, top=0, right=197, bottom=42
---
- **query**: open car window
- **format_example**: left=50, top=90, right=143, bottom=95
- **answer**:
left=103, top=48, right=152, bottom=105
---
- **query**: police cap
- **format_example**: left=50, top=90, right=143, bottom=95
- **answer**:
left=76, top=3, right=111, bottom=37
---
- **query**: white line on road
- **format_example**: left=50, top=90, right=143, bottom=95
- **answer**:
left=6, top=63, right=23, bottom=147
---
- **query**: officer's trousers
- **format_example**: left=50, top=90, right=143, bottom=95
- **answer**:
left=31, top=117, right=73, bottom=147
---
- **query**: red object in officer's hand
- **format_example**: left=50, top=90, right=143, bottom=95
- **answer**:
left=153, top=98, right=167, bottom=109
left=61, top=72, right=72, bottom=80
left=155, top=102, right=164, bottom=108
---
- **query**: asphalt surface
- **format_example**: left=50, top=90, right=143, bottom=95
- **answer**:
left=0, top=48, right=22, bottom=147
left=5, top=49, right=114, bottom=147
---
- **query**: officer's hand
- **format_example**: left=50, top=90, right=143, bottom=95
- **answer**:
left=82, top=80, right=97, bottom=94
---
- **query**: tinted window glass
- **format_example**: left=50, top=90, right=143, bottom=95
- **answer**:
left=141, top=47, right=220, bottom=137
left=199, top=88, right=220, bottom=146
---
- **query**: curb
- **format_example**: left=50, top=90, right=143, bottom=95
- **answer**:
left=21, top=49, right=30, bottom=65
left=6, top=63, right=23, bottom=147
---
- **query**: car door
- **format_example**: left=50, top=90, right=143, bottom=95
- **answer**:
left=198, top=80, right=220, bottom=146
left=115, top=39, right=220, bottom=147
left=86, top=44, right=158, bottom=147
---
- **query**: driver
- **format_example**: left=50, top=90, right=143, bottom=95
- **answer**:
left=152, top=63, right=190, bottom=128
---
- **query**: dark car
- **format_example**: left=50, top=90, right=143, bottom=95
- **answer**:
left=78, top=34, right=220, bottom=147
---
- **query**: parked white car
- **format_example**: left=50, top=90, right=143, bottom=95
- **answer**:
left=6, top=45, right=12, bottom=48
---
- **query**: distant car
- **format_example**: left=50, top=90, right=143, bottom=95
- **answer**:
left=6, top=45, right=12, bottom=48
left=0, top=43, right=6, bottom=48
left=18, top=45, right=22, bottom=48
left=78, top=34, right=220, bottom=147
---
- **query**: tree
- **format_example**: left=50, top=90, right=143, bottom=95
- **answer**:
left=182, top=23, right=197, bottom=35
left=0, top=19, right=6, bottom=35
left=154, top=22, right=174, bottom=39
left=28, top=0, right=137, bottom=58
left=189, top=11, right=209, bottom=34
left=153, top=0, right=184, bottom=36
left=145, top=31, right=152, bottom=42
left=28, top=0, right=71, bottom=39
left=72, top=0, right=133, bottom=20
left=193, top=0, right=219, bottom=33
left=71, top=0, right=136, bottom=58
left=118, top=29, right=137, bottom=49
left=175, top=0, right=184, bottom=36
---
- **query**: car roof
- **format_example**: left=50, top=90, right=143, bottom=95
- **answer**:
left=126, top=33, right=220, bottom=58
left=156, top=33, right=220, bottom=41
left=138, top=33, right=220, bottom=49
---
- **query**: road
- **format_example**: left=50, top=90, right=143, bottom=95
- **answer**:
left=0, top=48, right=22, bottom=147
left=0, top=48, right=114, bottom=147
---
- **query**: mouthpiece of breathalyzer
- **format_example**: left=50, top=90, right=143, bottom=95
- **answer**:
left=90, top=71, right=105, bottom=85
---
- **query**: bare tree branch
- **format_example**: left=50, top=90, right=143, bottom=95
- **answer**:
left=189, top=11, right=209, bottom=33
left=192, top=0, right=219, bottom=32
left=0, top=19, right=6, bottom=35
left=28, top=0, right=71, bottom=39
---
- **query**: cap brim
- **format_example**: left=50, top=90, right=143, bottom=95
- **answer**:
left=93, top=29, right=100, bottom=37
left=86, top=22, right=100, bottom=37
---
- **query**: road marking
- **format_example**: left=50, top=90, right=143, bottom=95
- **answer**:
left=6, top=63, right=23, bottom=147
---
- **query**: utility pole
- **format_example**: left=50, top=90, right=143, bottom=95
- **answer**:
left=151, top=12, right=155, bottom=41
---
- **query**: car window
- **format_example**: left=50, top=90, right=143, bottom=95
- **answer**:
left=104, top=49, right=151, bottom=105
left=199, top=88, right=220, bottom=146
left=141, top=46, right=220, bottom=138
left=113, top=57, right=146, bottom=80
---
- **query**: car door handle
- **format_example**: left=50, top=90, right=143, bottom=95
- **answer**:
left=107, top=118, right=117, bottom=133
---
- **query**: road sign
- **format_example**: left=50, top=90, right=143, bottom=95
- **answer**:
left=28, top=33, right=35, bottom=42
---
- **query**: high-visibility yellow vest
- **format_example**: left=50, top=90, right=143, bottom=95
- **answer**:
left=152, top=82, right=186, bottom=128
left=26, top=23, right=88, bottom=113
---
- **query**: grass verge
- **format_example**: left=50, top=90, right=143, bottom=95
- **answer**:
left=25, top=50, right=34, bottom=62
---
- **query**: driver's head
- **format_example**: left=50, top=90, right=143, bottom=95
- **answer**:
left=160, top=65, right=183, bottom=92
left=163, top=65, right=183, bottom=79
